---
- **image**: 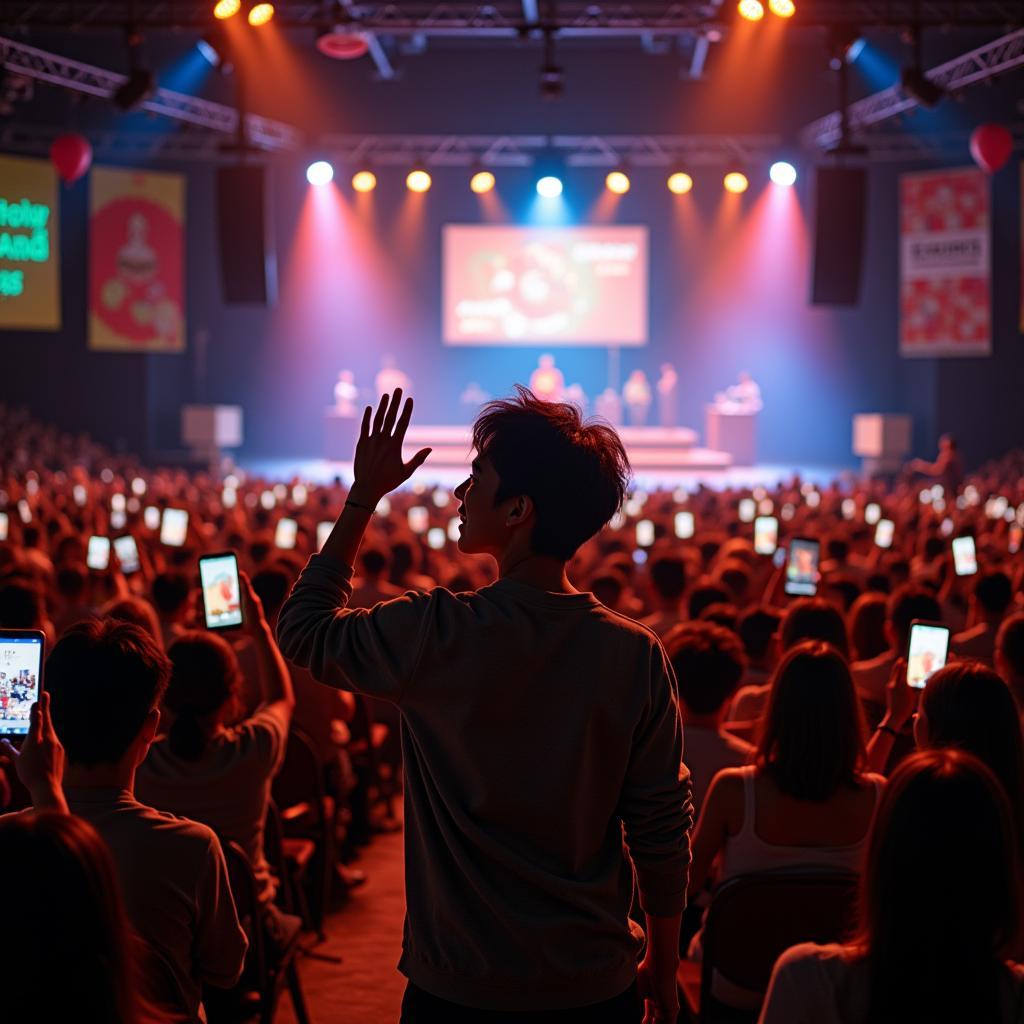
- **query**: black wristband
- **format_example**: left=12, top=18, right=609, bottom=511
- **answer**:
left=344, top=498, right=376, bottom=515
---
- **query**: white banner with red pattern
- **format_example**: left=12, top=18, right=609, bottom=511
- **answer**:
left=899, top=166, right=990, bottom=358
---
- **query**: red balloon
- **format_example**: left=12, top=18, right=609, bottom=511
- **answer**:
left=969, top=123, right=1013, bottom=174
left=49, top=133, right=93, bottom=184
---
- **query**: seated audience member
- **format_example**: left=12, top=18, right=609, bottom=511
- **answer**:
left=736, top=606, right=781, bottom=688
left=590, top=568, right=628, bottom=612
left=847, top=592, right=888, bottom=663
left=665, top=622, right=753, bottom=813
left=688, top=578, right=731, bottom=621
left=350, top=544, right=404, bottom=607
left=728, top=598, right=848, bottom=723
left=953, top=570, right=1013, bottom=665
left=137, top=573, right=294, bottom=911
left=46, top=619, right=247, bottom=1023
left=151, top=570, right=194, bottom=650
left=996, top=613, right=1024, bottom=713
left=52, top=564, right=93, bottom=635
left=698, top=602, right=739, bottom=633
left=823, top=573, right=862, bottom=615
left=0, top=578, right=53, bottom=643
left=642, top=552, right=687, bottom=638
left=102, top=595, right=163, bottom=644
left=760, top=749, right=1022, bottom=1024
left=715, top=563, right=752, bottom=609
left=388, top=536, right=435, bottom=592
left=689, top=642, right=884, bottom=1010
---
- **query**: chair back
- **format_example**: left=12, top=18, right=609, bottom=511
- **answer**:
left=272, top=726, right=327, bottom=820
left=702, top=870, right=858, bottom=998
left=220, top=837, right=266, bottom=982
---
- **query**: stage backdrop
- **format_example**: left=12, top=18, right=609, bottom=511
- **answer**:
left=89, top=166, right=185, bottom=353
left=0, top=154, right=60, bottom=331
left=899, top=166, right=990, bottom=358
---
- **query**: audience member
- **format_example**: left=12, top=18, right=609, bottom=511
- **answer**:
left=151, top=570, right=194, bottom=650
left=953, top=571, right=1014, bottom=665
left=642, top=552, right=687, bottom=637
left=847, top=592, right=888, bottom=663
left=996, top=613, right=1024, bottom=713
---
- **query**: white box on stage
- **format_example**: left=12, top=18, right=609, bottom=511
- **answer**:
left=705, top=407, right=757, bottom=466
left=181, top=405, right=244, bottom=451
left=852, top=413, right=911, bottom=475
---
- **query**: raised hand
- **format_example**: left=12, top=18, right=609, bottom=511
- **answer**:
left=0, top=691, right=67, bottom=813
left=350, top=389, right=431, bottom=506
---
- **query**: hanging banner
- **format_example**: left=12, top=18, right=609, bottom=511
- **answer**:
left=0, top=154, right=60, bottom=331
left=89, top=166, right=185, bottom=352
left=900, top=166, right=990, bottom=358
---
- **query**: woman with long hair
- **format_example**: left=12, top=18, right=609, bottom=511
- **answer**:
left=760, top=748, right=1024, bottom=1024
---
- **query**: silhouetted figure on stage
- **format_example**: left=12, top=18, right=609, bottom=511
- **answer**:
left=657, top=363, right=678, bottom=428
left=623, top=369, right=652, bottom=426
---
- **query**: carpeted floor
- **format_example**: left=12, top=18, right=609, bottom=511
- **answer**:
left=278, top=824, right=407, bottom=1024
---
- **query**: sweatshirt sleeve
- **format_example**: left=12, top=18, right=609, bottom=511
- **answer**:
left=275, top=553, right=432, bottom=703
left=618, top=640, right=693, bottom=917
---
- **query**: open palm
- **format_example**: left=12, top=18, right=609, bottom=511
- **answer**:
left=351, top=389, right=431, bottom=505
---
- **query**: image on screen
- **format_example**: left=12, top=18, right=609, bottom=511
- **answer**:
left=160, top=508, right=189, bottom=547
left=87, top=535, right=110, bottom=570
left=785, top=539, right=820, bottom=596
left=907, top=624, right=950, bottom=689
left=275, top=518, right=298, bottom=550
left=114, top=535, right=140, bottom=574
left=200, top=554, right=242, bottom=629
left=952, top=536, right=978, bottom=576
left=754, top=517, right=778, bottom=555
left=0, top=634, right=43, bottom=736
left=442, top=225, right=648, bottom=346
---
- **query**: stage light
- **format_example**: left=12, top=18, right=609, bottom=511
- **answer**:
left=214, top=0, right=240, bottom=18
left=768, top=0, right=795, bottom=17
left=248, top=2, right=275, bottom=27
left=351, top=170, right=376, bottom=192
left=406, top=168, right=432, bottom=193
left=306, top=160, right=334, bottom=186
left=197, top=32, right=232, bottom=72
left=769, top=160, right=797, bottom=186
left=470, top=170, right=496, bottom=194
left=605, top=170, right=631, bottom=195
left=723, top=171, right=749, bottom=194
left=667, top=171, right=693, bottom=195
left=536, top=175, right=563, bottom=199
left=738, top=0, right=764, bottom=21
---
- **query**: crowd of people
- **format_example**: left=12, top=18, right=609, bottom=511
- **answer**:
left=1, top=394, right=1024, bottom=1023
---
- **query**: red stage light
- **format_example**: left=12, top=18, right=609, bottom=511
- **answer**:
left=668, top=172, right=693, bottom=195
left=724, top=172, right=749, bottom=194
left=470, top=170, right=496, bottom=194
left=248, top=2, right=274, bottom=27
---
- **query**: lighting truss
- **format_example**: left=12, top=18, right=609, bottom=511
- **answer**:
left=0, top=35, right=301, bottom=151
left=802, top=27, right=1024, bottom=149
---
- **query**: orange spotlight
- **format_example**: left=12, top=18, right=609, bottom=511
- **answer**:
left=668, top=171, right=693, bottom=195
left=605, top=170, right=631, bottom=195
left=406, top=168, right=432, bottom=193
left=213, top=0, right=240, bottom=17
left=768, top=0, right=795, bottom=16
left=352, top=170, right=377, bottom=193
left=248, top=2, right=274, bottom=26
left=724, top=172, right=749, bottom=194
left=470, top=170, right=496, bottom=194
left=738, top=0, right=765, bottom=20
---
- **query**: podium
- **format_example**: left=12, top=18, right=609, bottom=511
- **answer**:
left=705, top=407, right=757, bottom=466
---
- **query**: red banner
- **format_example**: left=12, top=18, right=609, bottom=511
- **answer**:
left=899, top=166, right=990, bottom=358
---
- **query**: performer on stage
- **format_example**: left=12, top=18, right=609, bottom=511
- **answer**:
left=714, top=371, right=763, bottom=415
left=623, top=369, right=652, bottom=427
left=529, top=354, right=565, bottom=403
left=656, top=363, right=678, bottom=428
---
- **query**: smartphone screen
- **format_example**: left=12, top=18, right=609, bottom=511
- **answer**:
left=738, top=498, right=756, bottom=523
left=940, top=517, right=954, bottom=538
left=199, top=552, right=243, bottom=630
left=86, top=535, right=111, bottom=571
left=674, top=511, right=694, bottom=539
left=874, top=519, right=895, bottom=549
left=865, top=503, right=881, bottom=525
left=0, top=630, right=45, bottom=737
left=906, top=621, right=951, bottom=689
left=0, top=511, right=7, bottom=541
left=636, top=519, right=655, bottom=548
left=754, top=516, right=779, bottom=555
left=292, top=484, right=308, bottom=506
left=952, top=535, right=978, bottom=576
left=773, top=545, right=787, bottom=569
left=317, top=521, right=333, bottom=552
left=113, top=535, right=140, bottom=574
left=784, top=537, right=820, bottom=596
left=408, top=507, right=429, bottom=534
left=144, top=506, right=161, bottom=531
left=841, top=498, right=856, bottom=520
left=1010, top=524, right=1022, bottom=555
left=222, top=487, right=237, bottom=509
left=73, top=484, right=88, bottom=507
left=427, top=527, right=446, bottom=550
left=160, top=508, right=189, bottom=547
left=274, top=518, right=298, bottom=550
left=16, top=499, right=30, bottom=524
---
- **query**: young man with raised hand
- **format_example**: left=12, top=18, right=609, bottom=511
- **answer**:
left=277, top=386, right=692, bottom=1024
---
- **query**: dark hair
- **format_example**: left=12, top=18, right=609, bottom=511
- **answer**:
left=738, top=606, right=780, bottom=662
left=102, top=597, right=162, bottom=643
left=251, top=565, right=291, bottom=620
left=649, top=554, right=687, bottom=601
left=779, top=598, right=849, bottom=660
left=0, top=580, right=43, bottom=629
left=358, top=544, right=389, bottom=578
left=922, top=663, right=1024, bottom=862
left=165, top=632, right=241, bottom=761
left=716, top=564, right=752, bottom=606
left=688, top=578, right=730, bottom=621
left=857, top=749, right=1018, bottom=1024
left=698, top=602, right=738, bottom=633
left=825, top=574, right=862, bottom=613
left=55, top=564, right=87, bottom=599
left=997, top=613, right=1024, bottom=679
left=472, top=386, right=631, bottom=560
left=888, top=583, right=942, bottom=650
left=848, top=592, right=888, bottom=662
left=47, top=619, right=171, bottom=767
left=150, top=570, right=191, bottom=616
left=590, top=571, right=625, bottom=610
left=665, top=621, right=746, bottom=715
left=825, top=537, right=849, bottom=562
left=0, top=813, right=148, bottom=1023
left=756, top=641, right=866, bottom=800
left=975, top=571, right=1013, bottom=618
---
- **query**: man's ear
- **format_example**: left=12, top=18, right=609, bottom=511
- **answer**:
left=141, top=707, right=161, bottom=743
left=505, top=495, right=534, bottom=528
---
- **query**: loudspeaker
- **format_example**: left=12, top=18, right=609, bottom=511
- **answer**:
left=216, top=165, right=277, bottom=305
left=811, top=166, right=866, bottom=306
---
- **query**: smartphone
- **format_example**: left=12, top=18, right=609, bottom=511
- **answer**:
left=906, top=620, right=951, bottom=689
left=427, top=527, right=446, bottom=550
left=754, top=516, right=779, bottom=556
left=113, top=535, right=140, bottom=575
left=865, top=503, right=881, bottom=525
left=738, top=498, right=756, bottom=523
left=636, top=519, right=655, bottom=548
left=784, top=537, right=821, bottom=597
left=841, top=498, right=856, bottom=521
left=274, top=517, right=298, bottom=550
left=73, top=484, right=88, bottom=507
left=408, top=507, right=429, bottom=534
left=0, top=511, right=7, bottom=541
left=952, top=535, right=978, bottom=576
left=0, top=629, right=45, bottom=737
left=131, top=476, right=147, bottom=496
left=674, top=511, right=695, bottom=540
left=86, top=535, right=111, bottom=571
left=317, top=521, right=333, bottom=552
left=632, top=549, right=648, bottom=566
left=1010, top=524, right=1023, bottom=555
left=773, top=545, right=787, bottom=569
left=111, top=493, right=126, bottom=513
left=260, top=490, right=276, bottom=510
left=16, top=499, right=30, bottom=524
left=940, top=517, right=955, bottom=538
left=222, top=487, right=237, bottom=509
left=144, top=505, right=161, bottom=531
left=874, top=519, right=895, bottom=549
left=198, top=552, right=243, bottom=630
left=292, top=484, right=308, bottom=506
left=160, top=508, right=189, bottom=547
left=110, top=510, right=127, bottom=531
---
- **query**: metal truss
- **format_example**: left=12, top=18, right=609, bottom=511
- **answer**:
left=802, top=27, right=1024, bottom=149
left=0, top=34, right=302, bottom=150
